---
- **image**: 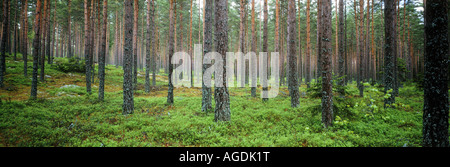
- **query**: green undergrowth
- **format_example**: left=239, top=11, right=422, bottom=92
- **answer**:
left=0, top=56, right=431, bottom=147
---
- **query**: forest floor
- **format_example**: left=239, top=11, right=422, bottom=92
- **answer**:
left=0, top=54, right=438, bottom=147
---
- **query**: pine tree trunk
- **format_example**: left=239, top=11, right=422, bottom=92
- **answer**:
left=251, top=0, right=257, bottom=97
left=214, top=0, right=230, bottom=122
left=201, top=0, right=212, bottom=112
left=152, top=2, right=157, bottom=86
left=297, top=0, right=302, bottom=85
left=40, top=0, right=48, bottom=82
left=115, top=11, right=119, bottom=68
left=338, top=0, right=344, bottom=86
left=275, top=0, right=282, bottom=86
left=123, top=0, right=135, bottom=114
left=0, top=0, right=9, bottom=88
left=50, top=0, right=56, bottom=64
left=321, top=0, right=333, bottom=128
left=84, top=0, right=92, bottom=94
left=46, top=1, right=51, bottom=64
left=287, top=0, right=300, bottom=108
left=145, top=0, right=153, bottom=93
left=167, top=0, right=175, bottom=104
left=22, top=0, right=28, bottom=77
left=422, top=0, right=449, bottom=147
left=262, top=0, right=268, bottom=102
left=98, top=0, right=107, bottom=101
left=305, top=0, right=311, bottom=87
left=358, top=0, right=364, bottom=97
left=133, top=0, right=139, bottom=90
left=30, top=0, right=42, bottom=99
left=68, top=0, right=72, bottom=58
left=384, top=0, right=397, bottom=107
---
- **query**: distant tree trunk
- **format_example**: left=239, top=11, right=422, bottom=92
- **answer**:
left=297, top=0, right=302, bottom=85
left=338, top=0, right=344, bottom=86
left=316, top=0, right=322, bottom=82
left=287, top=0, right=300, bottom=108
left=13, top=0, right=17, bottom=61
left=305, top=0, right=311, bottom=87
left=23, top=0, right=28, bottom=77
left=50, top=0, right=56, bottom=64
left=321, top=0, right=333, bottom=128
left=251, top=0, right=257, bottom=97
left=423, top=0, right=449, bottom=147
left=123, top=0, right=135, bottom=114
left=275, top=0, right=282, bottom=86
left=214, top=0, right=231, bottom=122
left=152, top=1, right=157, bottom=86
left=40, top=0, right=48, bottom=82
left=30, top=0, right=42, bottom=99
left=0, top=0, right=9, bottom=88
left=167, top=0, right=175, bottom=104
left=46, top=0, right=51, bottom=64
left=344, top=3, right=347, bottom=85
left=84, top=0, right=92, bottom=94
left=201, top=0, right=212, bottom=112
left=358, top=0, right=364, bottom=97
left=384, top=0, right=396, bottom=107
left=67, top=0, right=72, bottom=58
left=133, top=0, right=139, bottom=90
left=98, top=0, right=107, bottom=101
left=371, top=0, right=375, bottom=81
left=89, top=0, right=95, bottom=84
left=145, top=0, right=153, bottom=93
left=262, top=0, right=268, bottom=102
left=189, top=0, right=193, bottom=87
left=115, top=11, right=119, bottom=68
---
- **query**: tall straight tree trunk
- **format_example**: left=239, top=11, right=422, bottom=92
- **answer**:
left=201, top=0, right=212, bottom=112
left=189, top=0, right=193, bottom=87
left=115, top=11, right=119, bottom=68
left=250, top=0, right=257, bottom=97
left=46, top=0, right=51, bottom=64
left=50, top=0, right=56, bottom=64
left=384, top=0, right=397, bottom=107
left=305, top=0, right=311, bottom=88
left=145, top=0, right=154, bottom=93
left=67, top=0, right=72, bottom=58
left=262, top=0, right=269, bottom=102
left=287, top=0, right=300, bottom=108
left=0, top=0, right=9, bottom=88
left=30, top=0, right=42, bottom=99
left=40, top=0, right=48, bottom=82
left=297, top=0, right=302, bottom=85
left=98, top=0, right=107, bottom=101
left=23, top=0, right=28, bottom=77
left=321, top=0, right=333, bottom=128
left=214, top=0, right=231, bottom=122
left=123, top=0, right=135, bottom=114
left=167, top=0, right=175, bottom=104
left=365, top=0, right=370, bottom=81
left=275, top=0, right=282, bottom=86
left=338, top=0, right=344, bottom=86
left=354, top=0, right=359, bottom=85
left=13, top=0, right=17, bottom=61
left=358, top=0, right=364, bottom=97
left=344, top=3, right=347, bottom=85
left=371, top=0, right=375, bottom=81
left=152, top=2, right=157, bottom=86
left=90, top=0, right=95, bottom=84
left=423, top=0, right=449, bottom=147
left=84, top=0, right=92, bottom=94
left=133, top=0, right=139, bottom=90
left=316, top=0, right=322, bottom=82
